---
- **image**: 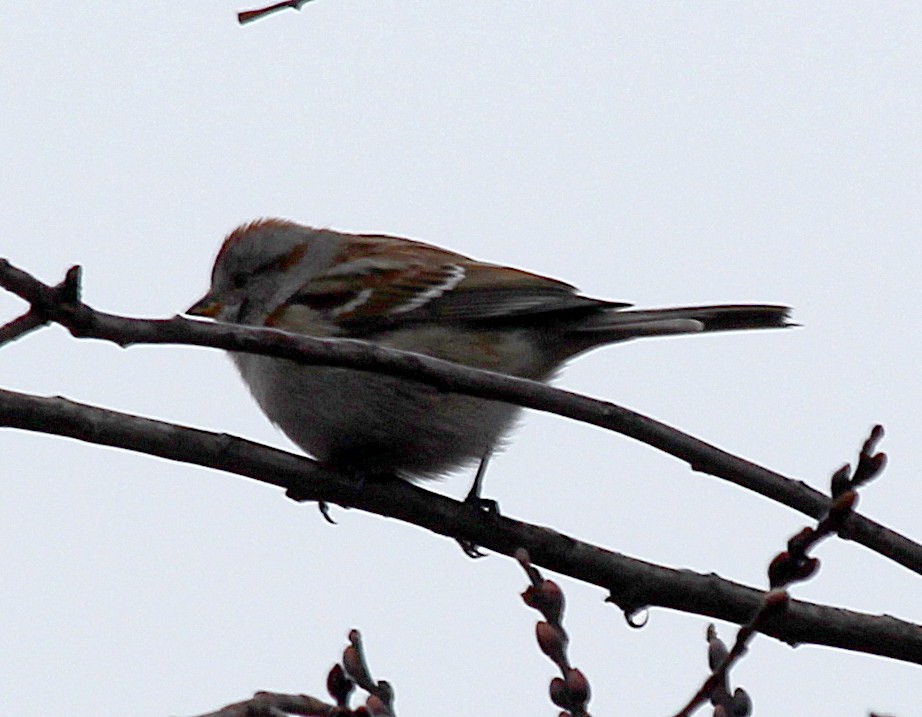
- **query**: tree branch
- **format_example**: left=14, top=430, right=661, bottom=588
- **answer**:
left=237, top=0, right=315, bottom=25
left=1, top=387, right=921, bottom=666
left=1, top=259, right=919, bottom=576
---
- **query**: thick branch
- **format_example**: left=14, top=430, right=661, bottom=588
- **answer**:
left=0, top=259, right=919, bottom=576
left=1, top=387, right=921, bottom=666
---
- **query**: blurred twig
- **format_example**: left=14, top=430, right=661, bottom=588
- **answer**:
left=238, top=0, right=316, bottom=25
left=188, top=629, right=393, bottom=716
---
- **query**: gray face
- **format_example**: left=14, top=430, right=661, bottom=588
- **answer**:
left=210, top=237, right=293, bottom=323
left=205, top=223, right=342, bottom=325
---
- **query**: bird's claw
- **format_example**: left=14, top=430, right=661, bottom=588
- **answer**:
left=456, top=538, right=488, bottom=558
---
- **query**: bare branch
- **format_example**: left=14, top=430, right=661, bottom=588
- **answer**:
left=0, top=263, right=80, bottom=344
left=0, top=259, right=919, bottom=576
left=1, top=388, right=921, bottom=666
left=189, top=690, right=335, bottom=716
left=238, top=0, right=316, bottom=25
left=0, top=309, right=45, bottom=344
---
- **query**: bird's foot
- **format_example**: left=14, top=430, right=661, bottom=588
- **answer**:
left=456, top=454, right=501, bottom=558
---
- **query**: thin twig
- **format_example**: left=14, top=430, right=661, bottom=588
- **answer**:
left=673, top=594, right=786, bottom=717
left=0, top=263, right=80, bottom=344
left=238, top=0, right=315, bottom=25
left=518, top=549, right=591, bottom=717
left=674, top=427, right=885, bottom=717
left=0, top=310, right=45, bottom=344
left=341, top=630, right=395, bottom=714
left=189, top=690, right=335, bottom=716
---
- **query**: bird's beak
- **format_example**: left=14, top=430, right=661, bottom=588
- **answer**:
left=186, top=293, right=223, bottom=318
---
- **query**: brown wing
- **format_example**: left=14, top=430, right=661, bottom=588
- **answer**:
left=289, top=234, right=627, bottom=330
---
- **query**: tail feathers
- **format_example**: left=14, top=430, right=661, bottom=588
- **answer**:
left=590, top=318, right=706, bottom=338
left=573, top=304, right=793, bottom=342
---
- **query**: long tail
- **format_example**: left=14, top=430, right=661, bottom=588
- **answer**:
left=572, top=304, right=793, bottom=343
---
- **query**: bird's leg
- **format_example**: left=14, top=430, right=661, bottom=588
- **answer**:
left=456, top=452, right=500, bottom=558
left=463, top=452, right=499, bottom=514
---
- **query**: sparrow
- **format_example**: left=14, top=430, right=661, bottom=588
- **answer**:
left=188, top=218, right=790, bottom=492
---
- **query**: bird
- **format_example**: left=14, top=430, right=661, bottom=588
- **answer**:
left=187, top=218, right=790, bottom=496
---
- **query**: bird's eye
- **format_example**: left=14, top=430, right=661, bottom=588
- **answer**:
left=230, top=272, right=248, bottom=290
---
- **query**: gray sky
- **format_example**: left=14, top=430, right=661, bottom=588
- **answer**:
left=2, top=2, right=921, bottom=714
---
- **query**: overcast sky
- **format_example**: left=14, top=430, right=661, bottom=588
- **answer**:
left=2, top=2, right=921, bottom=715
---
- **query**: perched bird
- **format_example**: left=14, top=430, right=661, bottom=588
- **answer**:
left=188, top=218, right=790, bottom=490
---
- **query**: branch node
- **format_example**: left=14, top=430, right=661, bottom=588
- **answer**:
left=59, top=265, right=82, bottom=304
